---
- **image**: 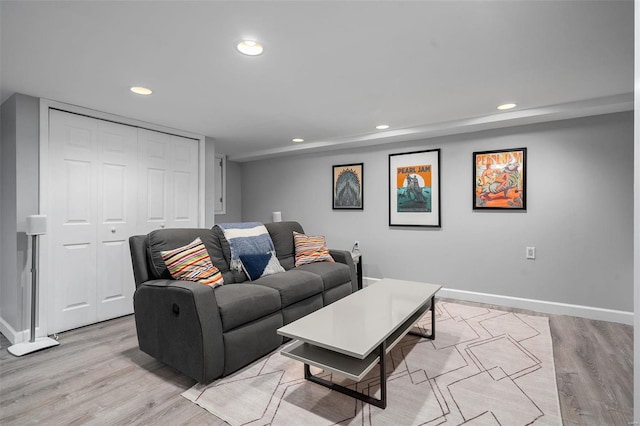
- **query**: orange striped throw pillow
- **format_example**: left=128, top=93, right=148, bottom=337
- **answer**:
left=161, top=237, right=224, bottom=287
left=293, top=231, right=335, bottom=267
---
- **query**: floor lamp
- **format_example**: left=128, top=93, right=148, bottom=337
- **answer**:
left=8, top=215, right=59, bottom=356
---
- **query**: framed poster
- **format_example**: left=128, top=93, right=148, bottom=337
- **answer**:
left=333, top=163, right=363, bottom=210
left=389, top=149, right=440, bottom=227
left=473, top=148, right=526, bottom=210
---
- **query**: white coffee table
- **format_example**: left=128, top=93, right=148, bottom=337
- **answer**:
left=277, top=278, right=441, bottom=409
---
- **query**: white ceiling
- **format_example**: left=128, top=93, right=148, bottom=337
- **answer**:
left=1, top=1, right=633, bottom=162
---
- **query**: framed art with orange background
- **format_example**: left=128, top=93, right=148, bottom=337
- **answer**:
left=389, top=149, right=441, bottom=227
left=473, top=148, right=526, bottom=210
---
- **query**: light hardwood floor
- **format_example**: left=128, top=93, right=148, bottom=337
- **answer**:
left=0, top=299, right=633, bottom=425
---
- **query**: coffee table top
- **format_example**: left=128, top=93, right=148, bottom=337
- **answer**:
left=277, top=278, right=440, bottom=359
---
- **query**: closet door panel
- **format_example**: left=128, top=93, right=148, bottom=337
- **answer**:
left=138, top=130, right=199, bottom=231
left=49, top=110, right=98, bottom=332
left=96, top=121, right=137, bottom=320
left=173, top=171, right=191, bottom=220
left=138, top=129, right=171, bottom=234
left=170, top=135, right=199, bottom=227
left=146, top=169, right=166, bottom=220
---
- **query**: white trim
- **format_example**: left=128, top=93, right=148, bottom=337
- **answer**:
left=0, top=316, right=18, bottom=345
left=40, top=98, right=203, bottom=140
left=39, top=101, right=51, bottom=338
left=362, top=277, right=633, bottom=325
left=0, top=317, right=46, bottom=345
left=198, top=138, right=206, bottom=227
left=214, top=153, right=226, bottom=215
left=2, top=325, right=48, bottom=346
left=438, top=288, right=633, bottom=325
left=38, top=98, right=206, bottom=334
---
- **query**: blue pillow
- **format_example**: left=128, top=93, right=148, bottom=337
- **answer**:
left=240, top=252, right=285, bottom=281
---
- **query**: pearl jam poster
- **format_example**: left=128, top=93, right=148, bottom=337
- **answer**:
left=389, top=149, right=441, bottom=227
left=473, top=148, right=526, bottom=210
left=332, top=163, right=363, bottom=210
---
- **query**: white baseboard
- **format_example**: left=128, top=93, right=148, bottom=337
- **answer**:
left=0, top=316, right=47, bottom=346
left=363, top=277, right=634, bottom=325
left=0, top=316, right=19, bottom=346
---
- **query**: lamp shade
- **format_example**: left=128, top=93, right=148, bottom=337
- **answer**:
left=272, top=211, right=282, bottom=222
left=26, top=215, right=47, bottom=236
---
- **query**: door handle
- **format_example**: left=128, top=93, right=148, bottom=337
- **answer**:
left=110, top=227, right=116, bottom=233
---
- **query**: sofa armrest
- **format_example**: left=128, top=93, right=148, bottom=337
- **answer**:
left=329, top=249, right=358, bottom=293
left=133, top=279, right=225, bottom=384
left=129, top=235, right=151, bottom=287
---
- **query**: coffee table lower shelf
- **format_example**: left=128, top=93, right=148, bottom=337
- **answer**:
left=281, top=341, right=379, bottom=382
left=280, top=297, right=435, bottom=409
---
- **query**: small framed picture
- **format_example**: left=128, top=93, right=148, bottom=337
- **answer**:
left=473, top=148, right=526, bottom=210
left=333, top=163, right=363, bottom=210
left=389, top=149, right=441, bottom=227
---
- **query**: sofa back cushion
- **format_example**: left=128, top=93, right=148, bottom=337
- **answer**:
left=147, top=228, right=234, bottom=283
left=264, top=221, right=304, bottom=270
left=211, top=225, right=249, bottom=283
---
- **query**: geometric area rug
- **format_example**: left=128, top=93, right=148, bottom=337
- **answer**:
left=182, top=302, right=562, bottom=425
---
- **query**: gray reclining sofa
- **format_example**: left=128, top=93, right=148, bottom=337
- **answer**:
left=128, top=221, right=357, bottom=384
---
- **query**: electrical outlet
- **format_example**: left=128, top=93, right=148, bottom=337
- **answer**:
left=526, top=246, right=536, bottom=260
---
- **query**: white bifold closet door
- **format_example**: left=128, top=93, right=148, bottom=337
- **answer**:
left=137, top=128, right=199, bottom=234
left=48, top=110, right=199, bottom=333
left=96, top=120, right=139, bottom=322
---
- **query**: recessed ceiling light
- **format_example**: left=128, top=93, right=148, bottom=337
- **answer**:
left=130, top=86, right=153, bottom=95
left=237, top=40, right=264, bottom=56
left=497, top=103, right=516, bottom=110
left=376, top=124, right=390, bottom=130
left=292, top=138, right=304, bottom=143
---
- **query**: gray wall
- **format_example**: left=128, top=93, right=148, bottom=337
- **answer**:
left=635, top=8, right=639, bottom=414
left=0, top=93, right=40, bottom=334
left=635, top=105, right=639, bottom=423
left=1, top=95, right=18, bottom=332
left=214, top=159, right=242, bottom=223
left=241, top=112, right=634, bottom=312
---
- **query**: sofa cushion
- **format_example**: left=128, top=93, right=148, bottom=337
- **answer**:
left=217, top=222, right=277, bottom=272
left=322, top=282, right=353, bottom=305
left=214, top=284, right=282, bottom=331
left=161, top=237, right=224, bottom=287
left=212, top=225, right=232, bottom=263
left=240, top=252, right=285, bottom=281
left=293, top=231, right=335, bottom=266
left=222, top=312, right=283, bottom=375
left=296, top=261, right=351, bottom=291
left=211, top=225, right=239, bottom=283
left=253, top=269, right=323, bottom=307
left=281, top=294, right=323, bottom=325
left=265, top=221, right=304, bottom=270
left=147, top=228, right=231, bottom=281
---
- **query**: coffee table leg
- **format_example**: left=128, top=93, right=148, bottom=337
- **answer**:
left=303, top=341, right=388, bottom=409
left=378, top=341, right=387, bottom=408
left=408, top=295, right=436, bottom=340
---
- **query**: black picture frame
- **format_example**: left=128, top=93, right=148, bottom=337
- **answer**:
left=389, top=149, right=441, bottom=227
left=473, top=148, right=527, bottom=210
left=332, top=163, right=364, bottom=210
